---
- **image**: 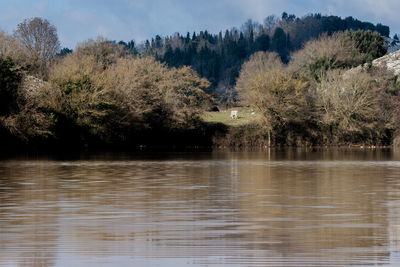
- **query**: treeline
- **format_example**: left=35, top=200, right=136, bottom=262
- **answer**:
left=0, top=15, right=395, bottom=150
left=131, top=13, right=390, bottom=102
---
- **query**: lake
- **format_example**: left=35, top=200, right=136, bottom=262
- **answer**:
left=1, top=149, right=400, bottom=266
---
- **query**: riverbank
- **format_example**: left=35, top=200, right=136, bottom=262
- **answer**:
left=1, top=116, right=396, bottom=153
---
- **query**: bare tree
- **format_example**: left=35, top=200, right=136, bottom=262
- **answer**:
left=236, top=52, right=309, bottom=145
left=263, top=15, right=279, bottom=34
left=0, top=31, right=21, bottom=59
left=14, top=17, right=60, bottom=76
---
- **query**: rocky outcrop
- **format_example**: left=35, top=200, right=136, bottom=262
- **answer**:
left=372, top=50, right=400, bottom=75
left=345, top=50, right=400, bottom=77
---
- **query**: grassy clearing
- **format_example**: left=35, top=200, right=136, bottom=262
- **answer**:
left=203, top=107, right=261, bottom=126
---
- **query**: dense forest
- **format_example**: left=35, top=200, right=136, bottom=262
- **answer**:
left=0, top=13, right=398, bottom=151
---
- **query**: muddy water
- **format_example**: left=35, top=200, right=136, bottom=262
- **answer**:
left=1, top=149, right=400, bottom=266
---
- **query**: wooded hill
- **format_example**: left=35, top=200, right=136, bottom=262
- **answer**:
left=118, top=13, right=390, bottom=102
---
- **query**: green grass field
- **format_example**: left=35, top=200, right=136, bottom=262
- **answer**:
left=203, top=107, right=261, bottom=126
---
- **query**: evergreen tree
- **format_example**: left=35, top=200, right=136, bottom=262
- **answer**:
left=272, top=27, right=289, bottom=62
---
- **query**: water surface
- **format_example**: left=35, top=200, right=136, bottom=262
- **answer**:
left=1, top=149, right=400, bottom=266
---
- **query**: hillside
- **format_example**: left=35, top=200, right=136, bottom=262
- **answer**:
left=124, top=13, right=390, bottom=102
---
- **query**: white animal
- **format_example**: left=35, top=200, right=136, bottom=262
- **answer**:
left=230, top=110, right=238, bottom=119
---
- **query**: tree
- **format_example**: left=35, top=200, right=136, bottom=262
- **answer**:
left=75, top=37, right=126, bottom=67
left=281, top=15, right=323, bottom=50
left=253, top=33, right=270, bottom=52
left=58, top=47, right=73, bottom=57
left=263, top=15, right=279, bottom=33
left=376, top=23, right=390, bottom=37
left=0, top=57, right=22, bottom=115
left=125, top=40, right=138, bottom=55
left=0, top=30, right=24, bottom=63
left=290, top=32, right=363, bottom=81
left=162, top=66, right=211, bottom=126
left=45, top=48, right=211, bottom=142
left=345, top=30, right=387, bottom=63
left=316, top=70, right=384, bottom=142
left=129, top=14, right=390, bottom=104
left=271, top=27, right=289, bottom=62
left=14, top=17, right=60, bottom=77
left=236, top=52, right=309, bottom=145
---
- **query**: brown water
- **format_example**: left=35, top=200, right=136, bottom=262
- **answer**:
left=1, top=149, right=400, bottom=266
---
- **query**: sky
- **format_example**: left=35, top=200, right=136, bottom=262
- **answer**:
left=0, top=0, right=399, bottom=48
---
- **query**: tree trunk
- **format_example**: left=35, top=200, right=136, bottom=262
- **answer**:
left=268, top=130, right=271, bottom=147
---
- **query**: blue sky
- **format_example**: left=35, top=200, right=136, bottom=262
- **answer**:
left=0, top=0, right=399, bottom=48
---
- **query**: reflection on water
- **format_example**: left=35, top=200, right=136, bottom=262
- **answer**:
left=1, top=149, right=400, bottom=266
